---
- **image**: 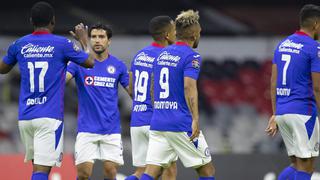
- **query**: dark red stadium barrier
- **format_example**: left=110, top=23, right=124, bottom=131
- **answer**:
left=0, top=154, right=76, bottom=180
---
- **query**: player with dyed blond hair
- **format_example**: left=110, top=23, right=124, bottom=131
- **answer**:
left=140, top=10, right=216, bottom=180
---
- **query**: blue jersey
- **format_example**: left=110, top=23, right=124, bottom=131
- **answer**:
left=130, top=42, right=164, bottom=127
left=150, top=42, right=202, bottom=132
left=3, top=31, right=88, bottom=121
left=273, top=31, right=320, bottom=115
left=67, top=55, right=129, bottom=134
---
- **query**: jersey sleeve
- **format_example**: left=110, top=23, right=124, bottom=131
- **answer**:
left=63, top=39, right=89, bottom=65
left=272, top=51, right=278, bottom=64
left=130, top=54, right=136, bottom=72
left=67, top=61, right=79, bottom=77
left=311, top=44, right=320, bottom=72
left=3, top=42, right=18, bottom=65
left=184, top=53, right=202, bottom=80
left=119, top=62, right=129, bottom=88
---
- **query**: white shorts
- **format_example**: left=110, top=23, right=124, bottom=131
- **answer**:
left=130, top=126, right=150, bottom=167
left=75, top=133, right=124, bottom=165
left=146, top=130, right=211, bottom=168
left=276, top=114, right=320, bottom=158
left=18, top=118, right=64, bottom=167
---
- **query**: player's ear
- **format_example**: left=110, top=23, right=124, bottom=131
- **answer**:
left=50, top=16, right=55, bottom=26
left=191, top=31, right=197, bottom=41
left=107, top=39, right=111, bottom=47
left=315, top=20, right=320, bottom=31
left=165, top=32, right=169, bottom=40
left=30, top=17, right=33, bottom=26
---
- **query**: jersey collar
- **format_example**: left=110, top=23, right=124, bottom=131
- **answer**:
left=151, top=42, right=165, bottom=48
left=32, top=30, right=51, bottom=35
left=175, top=41, right=189, bottom=46
left=294, top=31, right=309, bottom=37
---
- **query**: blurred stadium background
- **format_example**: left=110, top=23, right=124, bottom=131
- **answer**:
left=0, top=0, right=320, bottom=179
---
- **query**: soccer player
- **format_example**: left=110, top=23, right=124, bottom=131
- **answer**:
left=266, top=4, right=320, bottom=180
left=126, top=16, right=177, bottom=180
left=0, top=2, right=94, bottom=180
left=140, top=10, right=215, bottom=180
left=66, top=23, right=130, bottom=180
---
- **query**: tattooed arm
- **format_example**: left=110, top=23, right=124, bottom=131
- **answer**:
left=151, top=73, right=154, bottom=105
left=184, top=77, right=200, bottom=141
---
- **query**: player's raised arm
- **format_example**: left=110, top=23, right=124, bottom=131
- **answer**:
left=0, top=41, right=18, bottom=74
left=184, top=77, right=200, bottom=141
left=70, top=23, right=95, bottom=68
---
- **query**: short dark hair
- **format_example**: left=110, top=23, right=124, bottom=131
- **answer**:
left=300, top=4, right=320, bottom=28
left=149, top=16, right=173, bottom=40
left=89, top=23, right=113, bottom=39
left=31, top=1, right=55, bottom=27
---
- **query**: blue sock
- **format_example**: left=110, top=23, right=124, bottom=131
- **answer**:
left=31, top=172, right=48, bottom=180
left=140, top=173, right=154, bottom=180
left=125, top=175, right=139, bottom=180
left=199, top=177, right=215, bottom=180
left=278, top=166, right=296, bottom=180
left=294, top=171, right=311, bottom=180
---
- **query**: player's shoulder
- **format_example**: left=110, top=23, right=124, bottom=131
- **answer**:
left=180, top=45, right=200, bottom=58
left=11, top=34, right=34, bottom=45
left=109, top=54, right=127, bottom=67
left=139, top=45, right=161, bottom=55
left=275, top=34, right=306, bottom=51
left=50, top=35, right=72, bottom=44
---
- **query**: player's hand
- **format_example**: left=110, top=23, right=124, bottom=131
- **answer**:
left=265, top=115, right=278, bottom=137
left=70, top=23, right=89, bottom=48
left=190, top=120, right=200, bottom=141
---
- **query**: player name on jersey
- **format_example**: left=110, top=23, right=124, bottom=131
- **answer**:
left=276, top=88, right=291, bottom=96
left=84, top=76, right=116, bottom=88
left=26, top=96, right=47, bottom=106
left=154, top=101, right=178, bottom=110
left=133, top=104, right=148, bottom=112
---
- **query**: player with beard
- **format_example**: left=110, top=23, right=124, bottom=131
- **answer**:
left=66, top=23, right=130, bottom=180
left=140, top=10, right=215, bottom=180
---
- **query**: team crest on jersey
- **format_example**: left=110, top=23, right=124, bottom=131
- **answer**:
left=204, top=147, right=211, bottom=157
left=314, top=142, right=319, bottom=152
left=107, top=65, right=116, bottom=74
left=73, top=43, right=80, bottom=52
left=192, top=59, right=200, bottom=69
left=57, top=152, right=63, bottom=162
left=84, top=76, right=94, bottom=85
